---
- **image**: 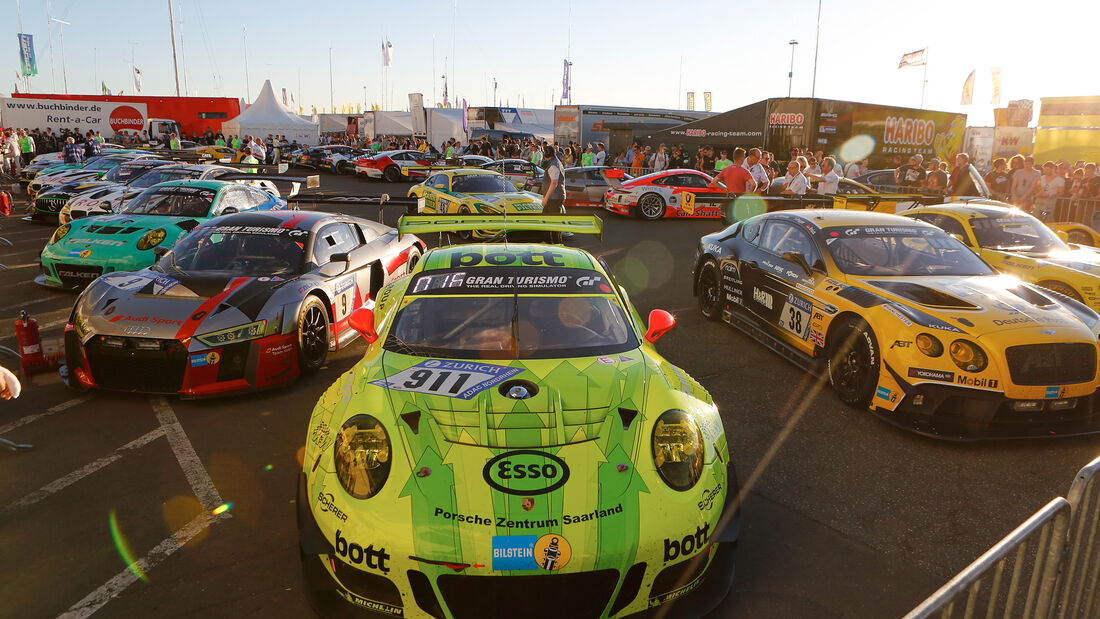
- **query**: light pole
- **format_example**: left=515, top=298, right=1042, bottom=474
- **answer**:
left=492, top=77, right=497, bottom=107
left=787, top=40, right=798, bottom=98
left=50, top=17, right=70, bottom=94
left=811, top=0, right=822, bottom=98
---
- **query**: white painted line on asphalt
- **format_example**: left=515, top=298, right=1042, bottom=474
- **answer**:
left=57, top=511, right=231, bottom=619
left=0, top=293, right=70, bottom=314
left=0, top=395, right=91, bottom=435
left=1, top=427, right=165, bottom=514
left=150, top=397, right=225, bottom=512
left=0, top=262, right=39, bottom=270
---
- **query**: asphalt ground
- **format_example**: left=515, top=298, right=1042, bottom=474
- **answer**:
left=1, top=170, right=1098, bottom=619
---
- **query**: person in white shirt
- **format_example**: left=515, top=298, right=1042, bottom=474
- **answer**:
left=807, top=156, right=841, bottom=194
left=741, top=147, right=770, bottom=193
left=248, top=135, right=266, bottom=160
left=593, top=142, right=607, bottom=166
left=781, top=160, right=809, bottom=195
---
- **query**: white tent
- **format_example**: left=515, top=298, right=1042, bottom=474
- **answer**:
left=221, top=80, right=320, bottom=146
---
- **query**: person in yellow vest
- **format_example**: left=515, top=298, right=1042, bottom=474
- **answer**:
left=95, top=131, right=105, bottom=144
left=214, top=135, right=226, bottom=147
left=231, top=135, right=242, bottom=149
left=714, top=151, right=732, bottom=172
left=168, top=132, right=181, bottom=150
left=241, top=149, right=259, bottom=173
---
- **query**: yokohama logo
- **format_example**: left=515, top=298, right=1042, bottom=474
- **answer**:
left=883, top=116, right=935, bottom=145
left=769, top=112, right=804, bottom=126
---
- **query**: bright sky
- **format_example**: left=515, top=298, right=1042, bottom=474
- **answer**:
left=4, top=0, right=1098, bottom=126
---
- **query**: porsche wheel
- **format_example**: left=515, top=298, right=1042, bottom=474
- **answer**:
left=383, top=165, right=401, bottom=183
left=636, top=193, right=666, bottom=220
left=697, top=260, right=722, bottom=321
left=456, top=207, right=473, bottom=242
left=297, top=296, right=330, bottom=374
left=405, top=247, right=421, bottom=273
left=827, top=317, right=880, bottom=409
left=1039, top=280, right=1084, bottom=303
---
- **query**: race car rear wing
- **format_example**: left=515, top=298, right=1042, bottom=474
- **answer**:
left=215, top=173, right=319, bottom=198
left=397, top=214, right=603, bottom=240
left=401, top=162, right=486, bottom=176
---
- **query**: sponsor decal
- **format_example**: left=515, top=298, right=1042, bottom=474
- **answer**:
left=664, top=524, right=711, bottom=563
left=491, top=534, right=573, bottom=571
left=483, top=450, right=570, bottom=496
left=449, top=249, right=566, bottom=268
left=876, top=385, right=897, bottom=402
left=908, top=367, right=955, bottom=382
left=891, top=340, right=912, bottom=349
left=316, top=491, right=348, bottom=523
left=334, top=276, right=355, bottom=295
left=596, top=356, right=615, bottom=364
left=311, top=421, right=330, bottom=447
left=206, top=225, right=308, bottom=237
left=809, top=328, right=825, bottom=346
left=265, top=342, right=293, bottom=357
left=104, top=273, right=154, bottom=291
left=152, top=275, right=179, bottom=295
left=109, top=314, right=184, bottom=326
left=370, top=359, right=522, bottom=400
left=189, top=351, right=221, bottom=367
left=334, top=529, right=390, bottom=575
left=109, top=105, right=144, bottom=132
left=410, top=267, right=608, bottom=294
left=534, top=534, right=571, bottom=570
left=957, top=375, right=999, bottom=389
left=67, top=237, right=126, bottom=247
left=883, top=116, right=936, bottom=146
left=335, top=591, right=402, bottom=617
left=779, top=293, right=812, bottom=339
left=122, top=325, right=150, bottom=336
left=993, top=317, right=1034, bottom=327
left=698, top=484, right=721, bottom=511
left=618, top=355, right=634, bottom=362
left=883, top=304, right=914, bottom=326
left=752, top=287, right=773, bottom=309
left=769, top=112, right=805, bottom=126
left=1046, top=386, right=1066, bottom=399
left=58, top=268, right=100, bottom=279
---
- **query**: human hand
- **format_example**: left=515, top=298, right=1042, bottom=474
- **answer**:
left=0, top=365, right=21, bottom=400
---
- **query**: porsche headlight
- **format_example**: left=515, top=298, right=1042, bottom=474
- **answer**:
left=50, top=223, right=71, bottom=245
left=333, top=415, right=391, bottom=499
left=196, top=320, right=266, bottom=347
left=652, top=409, right=704, bottom=491
left=915, top=333, right=944, bottom=357
left=949, top=339, right=988, bottom=373
left=137, top=228, right=167, bottom=251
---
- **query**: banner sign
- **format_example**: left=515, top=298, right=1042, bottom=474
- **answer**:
left=0, top=97, right=148, bottom=133
left=17, top=34, right=36, bottom=77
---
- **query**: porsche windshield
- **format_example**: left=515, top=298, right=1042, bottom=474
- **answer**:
left=154, top=226, right=306, bottom=277
left=451, top=174, right=514, bottom=194
left=120, top=186, right=215, bottom=217
left=103, top=162, right=164, bottom=183
left=971, top=215, right=1067, bottom=253
left=825, top=225, right=994, bottom=276
left=385, top=267, right=638, bottom=359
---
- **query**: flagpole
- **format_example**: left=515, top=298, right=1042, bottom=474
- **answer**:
left=811, top=0, right=822, bottom=98
left=16, top=0, right=27, bottom=92
left=168, top=0, right=180, bottom=96
left=920, top=47, right=929, bottom=109
left=242, top=26, right=250, bottom=102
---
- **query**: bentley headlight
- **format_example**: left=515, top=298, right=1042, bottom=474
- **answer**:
left=949, top=339, right=988, bottom=373
left=915, top=333, right=944, bottom=357
left=50, top=224, right=71, bottom=245
left=196, top=320, right=266, bottom=347
left=334, top=415, right=391, bottom=499
left=137, top=228, right=167, bottom=251
left=652, top=409, right=704, bottom=491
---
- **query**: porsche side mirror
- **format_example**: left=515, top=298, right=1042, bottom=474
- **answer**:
left=221, top=207, right=239, bottom=215
left=153, top=246, right=169, bottom=259
left=781, top=251, right=813, bottom=276
left=645, top=309, right=675, bottom=343
left=348, top=306, right=377, bottom=343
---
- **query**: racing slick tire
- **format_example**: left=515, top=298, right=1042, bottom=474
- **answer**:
left=635, top=193, right=666, bottom=221
left=697, top=260, right=723, bottom=321
left=297, top=296, right=330, bottom=374
left=383, top=165, right=401, bottom=183
left=336, top=161, right=351, bottom=175
left=1038, top=280, right=1084, bottom=303
left=1067, top=230, right=1094, bottom=246
left=456, top=206, right=474, bottom=242
left=827, top=317, right=880, bottom=409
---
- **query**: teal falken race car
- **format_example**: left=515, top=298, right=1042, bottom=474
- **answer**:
left=37, top=179, right=289, bottom=290
left=298, top=215, right=739, bottom=618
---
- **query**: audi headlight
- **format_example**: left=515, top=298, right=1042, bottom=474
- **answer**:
left=652, top=410, right=704, bottom=491
left=137, top=228, right=167, bottom=251
left=915, top=333, right=944, bottom=357
left=50, top=223, right=71, bottom=245
left=333, top=415, right=391, bottom=499
left=949, top=339, right=988, bottom=373
left=196, top=320, right=266, bottom=347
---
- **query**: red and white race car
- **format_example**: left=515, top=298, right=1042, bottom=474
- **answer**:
left=603, top=168, right=730, bottom=220
left=354, top=150, right=437, bottom=182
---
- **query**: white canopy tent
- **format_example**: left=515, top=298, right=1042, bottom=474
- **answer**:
left=221, top=80, right=320, bottom=146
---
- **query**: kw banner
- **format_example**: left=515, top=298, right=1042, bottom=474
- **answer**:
left=0, top=97, right=148, bottom=134
left=17, top=34, right=37, bottom=76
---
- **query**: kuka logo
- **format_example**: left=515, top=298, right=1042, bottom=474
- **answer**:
left=883, top=117, right=935, bottom=146
left=109, top=105, right=144, bottom=133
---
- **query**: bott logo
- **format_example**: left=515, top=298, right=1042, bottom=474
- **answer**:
left=109, top=105, right=144, bottom=133
left=334, top=529, right=391, bottom=574
left=663, top=523, right=711, bottom=562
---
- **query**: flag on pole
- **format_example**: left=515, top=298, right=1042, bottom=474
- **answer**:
left=898, top=48, right=927, bottom=69
left=282, top=88, right=288, bottom=105
left=960, top=70, right=975, bottom=105
left=101, top=81, right=111, bottom=95
left=132, top=67, right=143, bottom=94
left=382, top=39, right=393, bottom=67
left=17, top=34, right=37, bottom=76
left=687, top=92, right=695, bottom=111
left=462, top=99, right=468, bottom=132
left=561, top=59, right=570, bottom=103
left=990, top=67, right=1003, bottom=105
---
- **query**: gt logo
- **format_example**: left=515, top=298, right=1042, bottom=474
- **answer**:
left=287, top=229, right=308, bottom=237
left=576, top=275, right=603, bottom=286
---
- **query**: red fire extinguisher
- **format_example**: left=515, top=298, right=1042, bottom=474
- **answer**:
left=14, top=310, right=44, bottom=376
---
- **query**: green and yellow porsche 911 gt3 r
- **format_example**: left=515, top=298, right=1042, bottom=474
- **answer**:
left=298, top=216, right=738, bottom=618
left=408, top=169, right=545, bottom=240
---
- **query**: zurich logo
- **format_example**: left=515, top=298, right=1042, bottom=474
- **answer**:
left=506, top=385, right=530, bottom=399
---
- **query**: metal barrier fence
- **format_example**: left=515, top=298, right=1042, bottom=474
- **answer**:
left=906, top=454, right=1100, bottom=619
left=1051, top=198, right=1100, bottom=228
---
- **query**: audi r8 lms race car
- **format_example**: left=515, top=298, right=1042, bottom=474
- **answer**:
left=692, top=209, right=1100, bottom=439
left=64, top=210, right=424, bottom=398
left=902, top=203, right=1100, bottom=310
left=33, top=159, right=177, bottom=223
left=321, top=148, right=369, bottom=174
left=38, top=179, right=288, bottom=290
left=298, top=215, right=738, bottom=618
left=408, top=169, right=545, bottom=239
left=296, top=145, right=358, bottom=169
left=603, top=169, right=729, bottom=220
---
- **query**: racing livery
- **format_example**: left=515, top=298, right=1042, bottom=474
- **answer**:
left=64, top=211, right=424, bottom=398
left=693, top=209, right=1100, bottom=439
left=39, top=180, right=286, bottom=290
left=603, top=169, right=729, bottom=220
left=903, top=203, right=1100, bottom=310
left=36, top=159, right=177, bottom=224
left=298, top=215, right=738, bottom=618
left=479, top=158, right=544, bottom=189
left=409, top=169, right=544, bottom=240
left=1048, top=223, right=1100, bottom=247
left=27, top=152, right=153, bottom=201
left=356, top=150, right=438, bottom=182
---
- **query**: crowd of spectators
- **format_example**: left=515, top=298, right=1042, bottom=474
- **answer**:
left=981, top=156, right=1099, bottom=215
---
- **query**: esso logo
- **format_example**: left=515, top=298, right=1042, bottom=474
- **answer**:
left=109, top=105, right=145, bottom=133
left=483, top=450, right=570, bottom=495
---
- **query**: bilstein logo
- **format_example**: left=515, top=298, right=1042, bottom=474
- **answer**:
left=335, top=529, right=391, bottom=574
left=109, top=105, right=144, bottom=133
left=769, top=112, right=804, bottom=125
left=883, top=117, right=935, bottom=145
left=483, top=450, right=570, bottom=496
left=664, top=523, right=711, bottom=562
left=450, top=249, right=566, bottom=268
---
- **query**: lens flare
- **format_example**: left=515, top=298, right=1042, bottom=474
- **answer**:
left=838, top=135, right=875, bottom=164
left=211, top=502, right=233, bottom=516
left=108, top=510, right=149, bottom=583
left=264, top=464, right=273, bottom=471
left=731, top=194, right=767, bottom=222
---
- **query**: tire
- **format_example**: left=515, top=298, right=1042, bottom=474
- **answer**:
left=337, top=162, right=351, bottom=175
left=697, top=260, right=722, bottom=321
left=827, top=317, right=880, bottom=409
left=1067, top=230, right=1093, bottom=246
left=383, top=165, right=401, bottom=183
left=297, top=296, right=330, bottom=374
left=456, top=207, right=473, bottom=242
left=636, top=193, right=666, bottom=220
left=1039, top=280, right=1084, bottom=303
left=405, top=247, right=421, bottom=273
